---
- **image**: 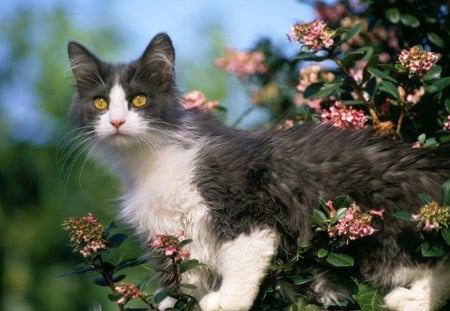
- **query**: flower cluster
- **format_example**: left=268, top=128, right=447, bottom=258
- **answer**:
left=149, top=230, right=190, bottom=263
left=115, top=282, right=143, bottom=305
left=443, top=115, right=450, bottom=131
left=182, top=90, right=218, bottom=111
left=327, top=201, right=384, bottom=244
left=397, top=85, right=425, bottom=106
left=215, top=47, right=267, bottom=78
left=288, top=20, right=336, bottom=52
left=295, top=65, right=335, bottom=111
left=321, top=101, right=367, bottom=129
left=63, top=213, right=106, bottom=257
left=413, top=202, right=450, bottom=232
left=397, top=46, right=441, bottom=77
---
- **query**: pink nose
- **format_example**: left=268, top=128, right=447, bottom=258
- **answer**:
left=110, top=119, right=125, bottom=129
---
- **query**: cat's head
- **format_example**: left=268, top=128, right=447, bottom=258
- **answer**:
left=68, top=33, right=183, bottom=151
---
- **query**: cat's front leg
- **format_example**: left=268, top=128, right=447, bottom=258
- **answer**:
left=199, top=228, right=278, bottom=311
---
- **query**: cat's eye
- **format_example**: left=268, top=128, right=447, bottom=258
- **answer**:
left=131, top=94, right=147, bottom=108
left=93, top=97, right=108, bottom=110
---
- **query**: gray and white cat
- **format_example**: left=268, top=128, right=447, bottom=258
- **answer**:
left=67, top=33, right=450, bottom=311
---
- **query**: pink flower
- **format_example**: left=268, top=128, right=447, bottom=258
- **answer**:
left=182, top=91, right=219, bottom=111
left=288, top=20, right=336, bottom=52
left=443, top=115, right=450, bottom=131
left=216, top=47, right=267, bottom=78
left=397, top=46, right=441, bottom=77
left=149, top=230, right=191, bottom=263
left=321, top=101, right=367, bottom=129
left=370, top=209, right=385, bottom=219
left=413, top=202, right=450, bottom=232
left=295, top=65, right=335, bottom=111
left=115, top=282, right=142, bottom=305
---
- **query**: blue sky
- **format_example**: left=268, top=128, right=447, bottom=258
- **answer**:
left=0, top=0, right=316, bottom=142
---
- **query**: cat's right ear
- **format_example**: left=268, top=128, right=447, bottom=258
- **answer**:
left=67, top=41, right=103, bottom=90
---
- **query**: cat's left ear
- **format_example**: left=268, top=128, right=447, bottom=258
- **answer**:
left=139, top=33, right=176, bottom=91
left=67, top=41, right=104, bottom=90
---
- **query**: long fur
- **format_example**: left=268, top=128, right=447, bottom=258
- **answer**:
left=67, top=33, right=450, bottom=311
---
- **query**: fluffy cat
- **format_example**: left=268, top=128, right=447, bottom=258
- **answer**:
left=67, top=33, right=450, bottom=311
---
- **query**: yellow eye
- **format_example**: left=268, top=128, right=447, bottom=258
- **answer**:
left=132, top=94, right=147, bottom=108
left=93, top=97, right=108, bottom=110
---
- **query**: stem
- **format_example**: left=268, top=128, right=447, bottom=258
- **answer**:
left=171, top=256, right=182, bottom=297
left=326, top=49, right=381, bottom=126
left=396, top=109, right=405, bottom=137
left=95, top=255, right=123, bottom=311
left=232, top=105, right=254, bottom=128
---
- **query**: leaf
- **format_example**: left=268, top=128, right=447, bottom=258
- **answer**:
left=393, top=211, right=414, bottom=221
left=340, top=23, right=363, bottom=43
left=400, top=14, right=420, bottom=28
left=180, top=283, right=197, bottom=289
left=317, top=248, right=328, bottom=258
left=334, top=208, right=348, bottom=222
left=418, top=193, right=433, bottom=205
left=367, top=67, right=397, bottom=83
left=179, top=239, right=193, bottom=248
left=179, top=259, right=202, bottom=273
left=385, top=8, right=400, bottom=23
left=378, top=80, right=400, bottom=99
left=353, top=281, right=387, bottom=311
left=444, top=98, right=450, bottom=114
left=423, top=65, right=442, bottom=81
left=116, top=257, right=148, bottom=272
left=326, top=252, right=354, bottom=267
left=311, top=209, right=328, bottom=225
left=442, top=229, right=450, bottom=246
left=59, top=265, right=94, bottom=277
left=333, top=195, right=352, bottom=210
left=107, top=233, right=127, bottom=248
left=421, top=241, right=445, bottom=257
left=291, top=274, right=314, bottom=285
left=427, top=32, right=444, bottom=48
left=304, top=82, right=343, bottom=99
left=441, top=179, right=450, bottom=206
left=425, top=77, right=450, bottom=93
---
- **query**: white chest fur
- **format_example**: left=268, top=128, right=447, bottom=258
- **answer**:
left=119, top=143, right=216, bottom=264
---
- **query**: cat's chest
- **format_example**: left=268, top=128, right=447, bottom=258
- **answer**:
left=119, top=144, right=209, bottom=239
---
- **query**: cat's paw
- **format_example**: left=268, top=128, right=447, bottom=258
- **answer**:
left=384, top=287, right=430, bottom=311
left=199, top=291, right=253, bottom=311
left=158, top=296, right=177, bottom=311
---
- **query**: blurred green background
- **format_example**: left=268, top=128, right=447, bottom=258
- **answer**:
left=0, top=1, right=311, bottom=310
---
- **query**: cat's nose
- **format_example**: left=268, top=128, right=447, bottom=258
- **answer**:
left=110, top=119, right=125, bottom=129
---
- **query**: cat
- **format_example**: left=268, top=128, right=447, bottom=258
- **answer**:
left=67, top=33, right=450, bottom=311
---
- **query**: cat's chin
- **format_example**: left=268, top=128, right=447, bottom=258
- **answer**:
left=101, top=134, right=139, bottom=149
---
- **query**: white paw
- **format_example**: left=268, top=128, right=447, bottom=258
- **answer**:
left=384, top=287, right=430, bottom=311
left=199, top=291, right=253, bottom=311
left=158, top=296, right=177, bottom=311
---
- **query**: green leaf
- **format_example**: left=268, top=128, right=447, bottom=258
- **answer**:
left=418, top=193, right=433, bottom=205
left=179, top=239, right=193, bottom=248
left=340, top=23, right=363, bottom=43
left=179, top=259, right=202, bottom=273
left=59, top=265, right=94, bottom=277
left=378, top=80, right=400, bottom=99
left=367, top=67, right=397, bottom=83
left=317, top=248, right=329, bottom=258
left=385, top=8, right=400, bottom=23
left=400, top=14, right=420, bottom=28
left=444, top=98, right=450, bottom=114
left=107, top=233, right=128, bottom=248
left=423, top=65, right=442, bottom=81
left=304, top=82, right=343, bottom=99
left=291, top=274, right=314, bottom=285
left=312, top=209, right=328, bottom=224
left=116, top=257, right=148, bottom=272
left=333, top=195, right=352, bottom=210
left=353, top=281, right=387, bottom=311
left=393, top=211, right=414, bottom=221
left=427, top=32, right=444, bottom=48
left=334, top=208, right=348, bottom=222
left=326, top=252, right=354, bottom=267
left=421, top=241, right=445, bottom=257
left=425, top=77, right=450, bottom=93
left=442, top=229, right=450, bottom=246
left=441, top=179, right=450, bottom=206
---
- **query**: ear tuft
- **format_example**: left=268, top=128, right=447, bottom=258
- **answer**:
left=67, top=41, right=104, bottom=89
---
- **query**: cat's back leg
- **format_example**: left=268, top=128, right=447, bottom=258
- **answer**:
left=384, top=260, right=450, bottom=311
